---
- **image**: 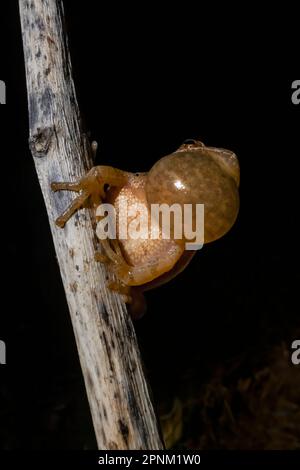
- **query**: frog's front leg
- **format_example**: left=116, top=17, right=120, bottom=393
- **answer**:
left=51, top=166, right=130, bottom=227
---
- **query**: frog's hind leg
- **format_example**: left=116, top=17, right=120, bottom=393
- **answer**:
left=96, top=237, right=182, bottom=287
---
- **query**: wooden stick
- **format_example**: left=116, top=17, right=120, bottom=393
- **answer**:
left=18, top=0, right=163, bottom=450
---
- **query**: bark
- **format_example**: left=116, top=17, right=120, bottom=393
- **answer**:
left=18, top=0, right=163, bottom=450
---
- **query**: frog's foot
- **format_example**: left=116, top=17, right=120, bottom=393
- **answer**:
left=95, top=239, right=132, bottom=282
left=107, top=280, right=147, bottom=319
left=51, top=174, right=104, bottom=228
left=95, top=240, right=132, bottom=290
left=95, top=239, right=137, bottom=285
left=107, top=280, right=132, bottom=303
left=51, top=166, right=130, bottom=228
left=95, top=240, right=147, bottom=318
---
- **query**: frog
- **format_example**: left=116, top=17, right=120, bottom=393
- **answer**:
left=51, top=139, right=240, bottom=318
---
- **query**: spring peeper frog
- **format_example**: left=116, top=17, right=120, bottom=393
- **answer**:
left=51, top=139, right=240, bottom=318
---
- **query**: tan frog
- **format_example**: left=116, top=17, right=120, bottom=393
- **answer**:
left=51, top=140, right=240, bottom=317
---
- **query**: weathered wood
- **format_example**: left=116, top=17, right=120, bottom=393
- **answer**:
left=18, top=0, right=163, bottom=450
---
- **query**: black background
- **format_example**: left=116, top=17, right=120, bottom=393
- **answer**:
left=0, top=1, right=299, bottom=450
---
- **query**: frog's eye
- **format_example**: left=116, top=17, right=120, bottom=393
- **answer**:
left=179, top=139, right=205, bottom=152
